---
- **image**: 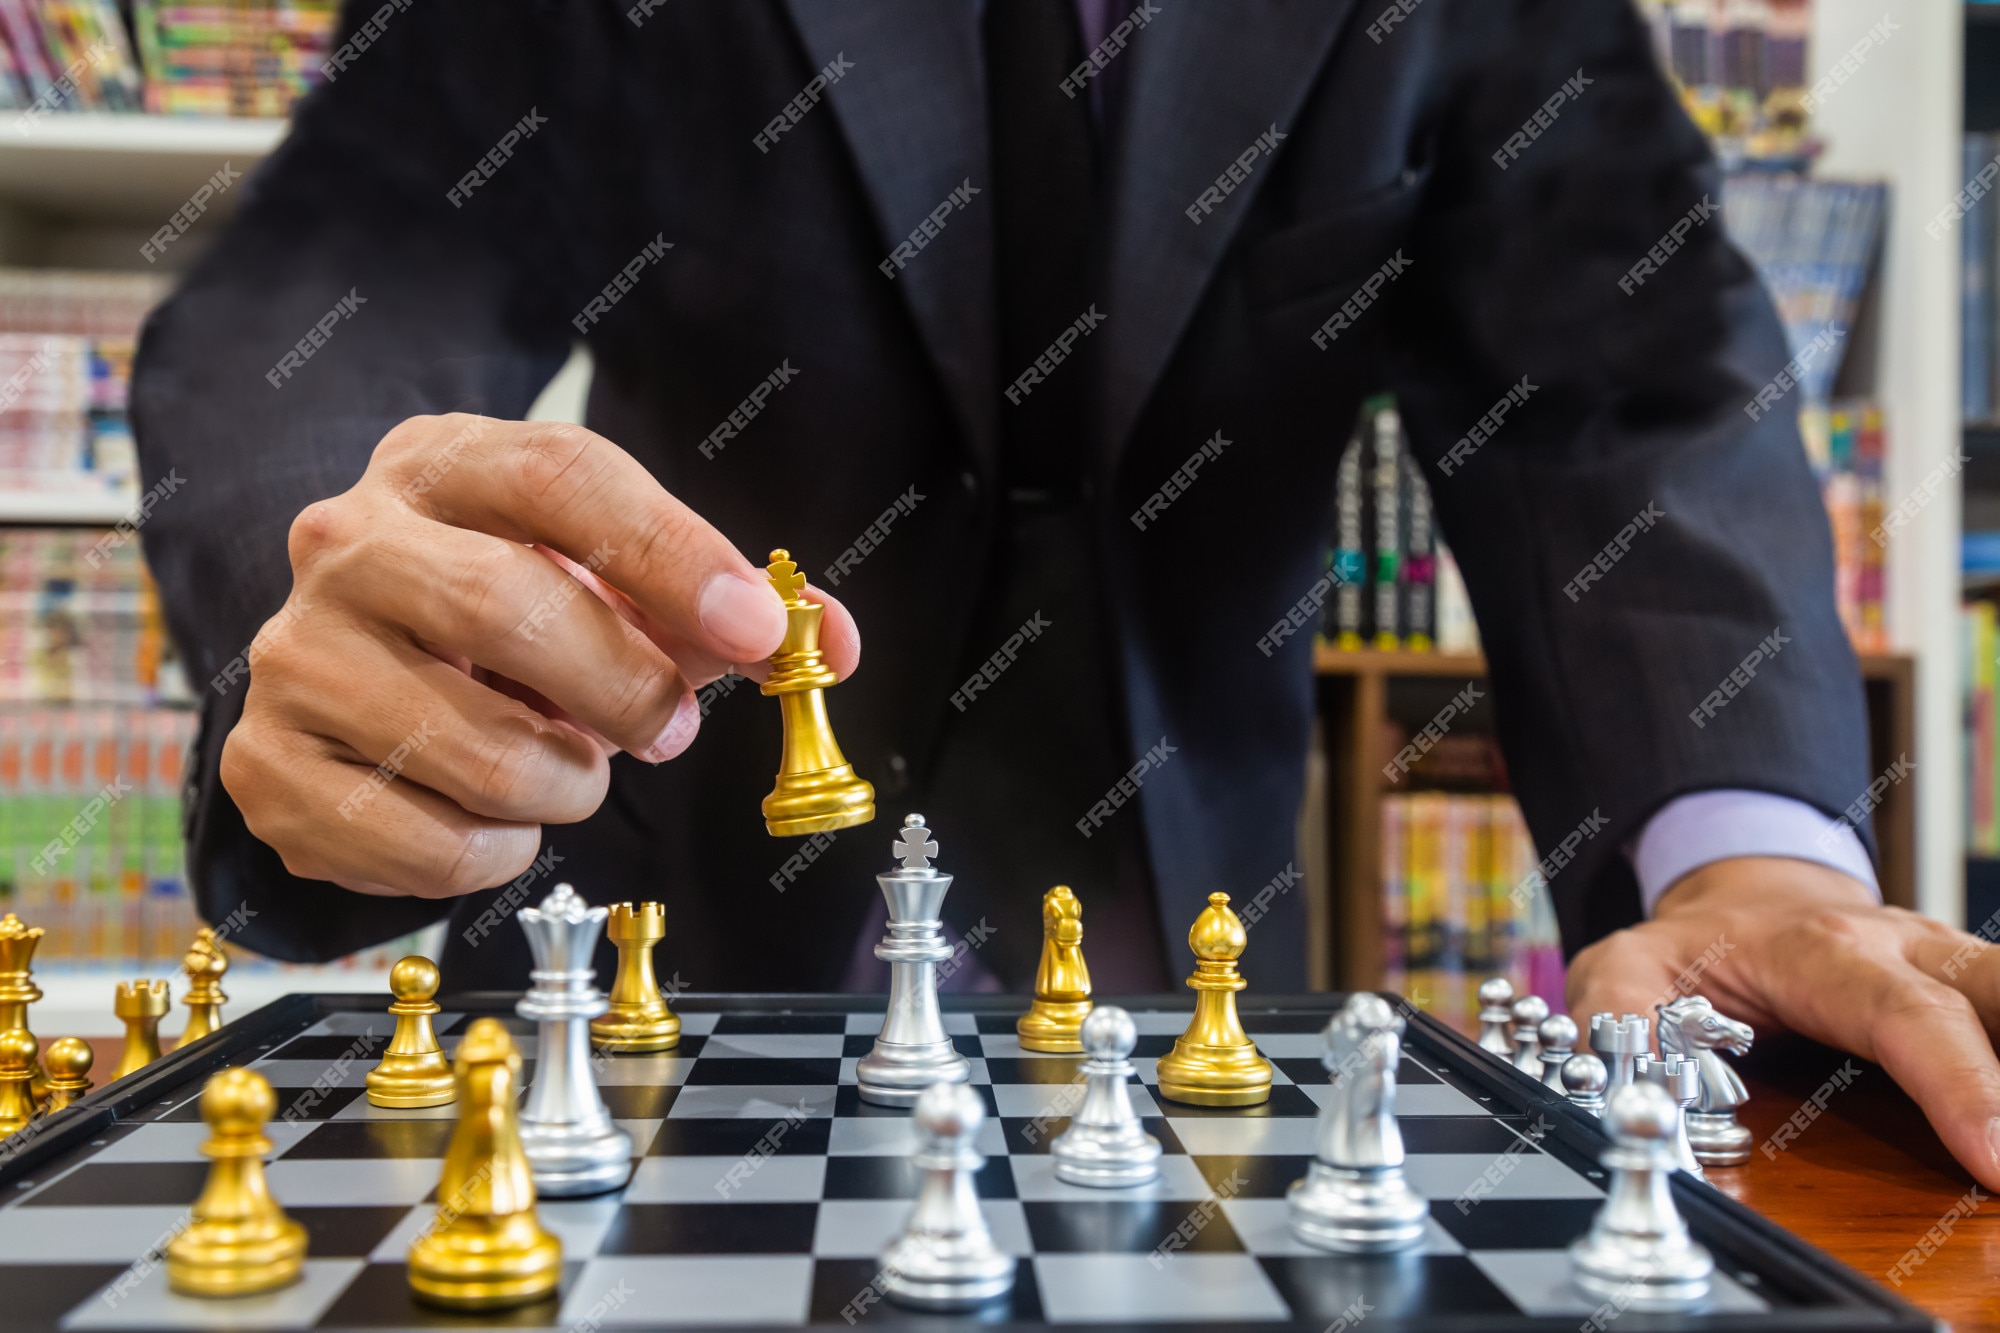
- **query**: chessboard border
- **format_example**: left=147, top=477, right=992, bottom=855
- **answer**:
left=0, top=990, right=1941, bottom=1333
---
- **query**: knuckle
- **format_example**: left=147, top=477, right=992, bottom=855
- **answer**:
left=465, top=722, right=556, bottom=812
left=286, top=498, right=353, bottom=567
left=441, top=543, right=537, bottom=646
left=598, top=659, right=684, bottom=734
left=508, top=424, right=600, bottom=504
left=371, top=414, right=448, bottom=467
left=433, top=824, right=538, bottom=895
left=1794, top=908, right=1869, bottom=950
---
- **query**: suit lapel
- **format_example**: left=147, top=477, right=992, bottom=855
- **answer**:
left=1098, top=0, right=1359, bottom=468
left=781, top=0, right=999, bottom=480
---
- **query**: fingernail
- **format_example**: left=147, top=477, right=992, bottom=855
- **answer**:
left=698, top=573, right=787, bottom=661
left=641, top=690, right=701, bottom=764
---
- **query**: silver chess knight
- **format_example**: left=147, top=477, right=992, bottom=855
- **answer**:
left=1051, top=1006, right=1161, bottom=1187
left=516, top=884, right=632, bottom=1196
left=1657, top=995, right=1755, bottom=1167
left=1570, top=1081, right=1714, bottom=1312
left=882, top=1081, right=1016, bottom=1310
left=1287, top=993, right=1429, bottom=1253
left=858, top=815, right=973, bottom=1107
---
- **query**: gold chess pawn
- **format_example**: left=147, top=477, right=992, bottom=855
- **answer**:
left=112, top=979, right=171, bottom=1080
left=181, top=927, right=229, bottom=1043
left=0, top=913, right=47, bottom=1103
left=0, top=1028, right=36, bottom=1139
left=591, top=903, right=681, bottom=1052
left=760, top=549, right=875, bottom=836
left=1017, top=886, right=1093, bottom=1053
left=167, top=1067, right=308, bottom=1296
left=1155, top=893, right=1274, bottom=1107
left=366, top=956, right=456, bottom=1108
left=42, top=1036, right=92, bottom=1114
left=409, top=1018, right=562, bottom=1310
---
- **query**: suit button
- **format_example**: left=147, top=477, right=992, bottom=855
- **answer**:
left=884, top=753, right=910, bottom=796
left=961, top=470, right=978, bottom=497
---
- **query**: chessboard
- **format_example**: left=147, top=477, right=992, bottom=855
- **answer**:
left=0, top=993, right=1935, bottom=1331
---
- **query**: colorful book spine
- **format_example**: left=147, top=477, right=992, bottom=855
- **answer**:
left=1331, top=426, right=1365, bottom=650
left=1401, top=447, right=1435, bottom=652
left=1371, top=405, right=1402, bottom=650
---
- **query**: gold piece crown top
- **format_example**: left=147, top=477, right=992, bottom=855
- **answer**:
left=1188, top=892, right=1247, bottom=962
left=183, top=927, right=227, bottom=976
left=0, top=913, right=43, bottom=970
left=765, top=549, right=808, bottom=605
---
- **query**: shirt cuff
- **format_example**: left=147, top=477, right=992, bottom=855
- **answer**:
left=1628, top=789, right=1881, bottom=917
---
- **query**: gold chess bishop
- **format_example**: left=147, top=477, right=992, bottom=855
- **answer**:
left=760, top=549, right=875, bottom=836
left=166, top=1067, right=308, bottom=1296
left=1155, top=892, right=1274, bottom=1107
left=1017, top=886, right=1092, bottom=1052
left=181, top=927, right=229, bottom=1042
left=408, top=1017, right=563, bottom=1309
left=591, top=902, right=681, bottom=1051
left=366, top=956, right=456, bottom=1108
left=0, top=913, right=46, bottom=1102
left=113, top=979, right=171, bottom=1080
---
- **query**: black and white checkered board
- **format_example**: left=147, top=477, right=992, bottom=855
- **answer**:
left=0, top=995, right=1934, bottom=1331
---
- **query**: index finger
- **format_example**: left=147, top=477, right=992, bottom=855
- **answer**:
left=382, top=415, right=788, bottom=666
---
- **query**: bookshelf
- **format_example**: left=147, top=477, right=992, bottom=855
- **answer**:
left=1312, top=645, right=1918, bottom=991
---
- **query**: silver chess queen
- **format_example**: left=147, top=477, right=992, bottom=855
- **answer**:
left=515, top=884, right=632, bottom=1196
left=857, top=815, right=973, bottom=1107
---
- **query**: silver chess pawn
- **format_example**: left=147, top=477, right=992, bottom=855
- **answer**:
left=882, top=1081, right=1016, bottom=1310
left=1051, top=1007, right=1161, bottom=1187
left=1570, top=1081, right=1714, bottom=1312
left=1635, top=1052, right=1705, bottom=1181
left=1475, top=977, right=1515, bottom=1057
left=1563, top=1051, right=1608, bottom=1117
left=858, top=815, right=973, bottom=1107
left=516, top=884, right=633, bottom=1197
left=1538, top=1014, right=1578, bottom=1094
left=1510, top=995, right=1550, bottom=1077
left=1287, top=993, right=1429, bottom=1253
left=1589, top=1012, right=1649, bottom=1094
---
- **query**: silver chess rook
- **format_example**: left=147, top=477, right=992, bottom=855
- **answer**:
left=1590, top=1011, right=1649, bottom=1094
left=1287, top=993, right=1428, bottom=1253
left=857, top=815, right=973, bottom=1107
left=516, top=884, right=632, bottom=1196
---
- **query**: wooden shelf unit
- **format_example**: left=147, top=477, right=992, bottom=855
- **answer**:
left=1312, top=646, right=1917, bottom=991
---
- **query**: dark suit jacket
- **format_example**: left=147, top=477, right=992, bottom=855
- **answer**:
left=130, top=0, right=1871, bottom=993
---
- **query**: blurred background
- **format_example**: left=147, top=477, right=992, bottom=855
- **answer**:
left=0, top=0, right=1977, bottom=1041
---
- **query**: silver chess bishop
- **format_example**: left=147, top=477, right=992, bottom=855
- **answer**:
left=857, top=815, right=973, bottom=1106
left=1051, top=1006, right=1162, bottom=1187
left=516, top=883, right=632, bottom=1196
left=882, top=1081, right=1016, bottom=1310
left=1570, top=1080, right=1714, bottom=1312
left=1287, top=992, right=1429, bottom=1253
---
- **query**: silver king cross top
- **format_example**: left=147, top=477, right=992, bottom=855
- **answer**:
left=894, top=813, right=939, bottom=870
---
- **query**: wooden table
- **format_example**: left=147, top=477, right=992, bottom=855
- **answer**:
left=1705, top=1035, right=1989, bottom=1332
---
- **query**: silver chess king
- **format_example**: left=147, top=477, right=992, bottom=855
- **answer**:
left=857, top=814, right=973, bottom=1107
left=516, top=883, right=632, bottom=1196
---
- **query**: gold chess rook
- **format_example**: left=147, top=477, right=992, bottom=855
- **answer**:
left=1018, top=886, right=1092, bottom=1053
left=366, top=956, right=456, bottom=1108
left=166, top=1067, right=308, bottom=1296
left=760, top=548, right=875, bottom=836
left=592, top=902, right=681, bottom=1052
left=1155, top=892, right=1273, bottom=1107
left=113, top=979, right=172, bottom=1080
